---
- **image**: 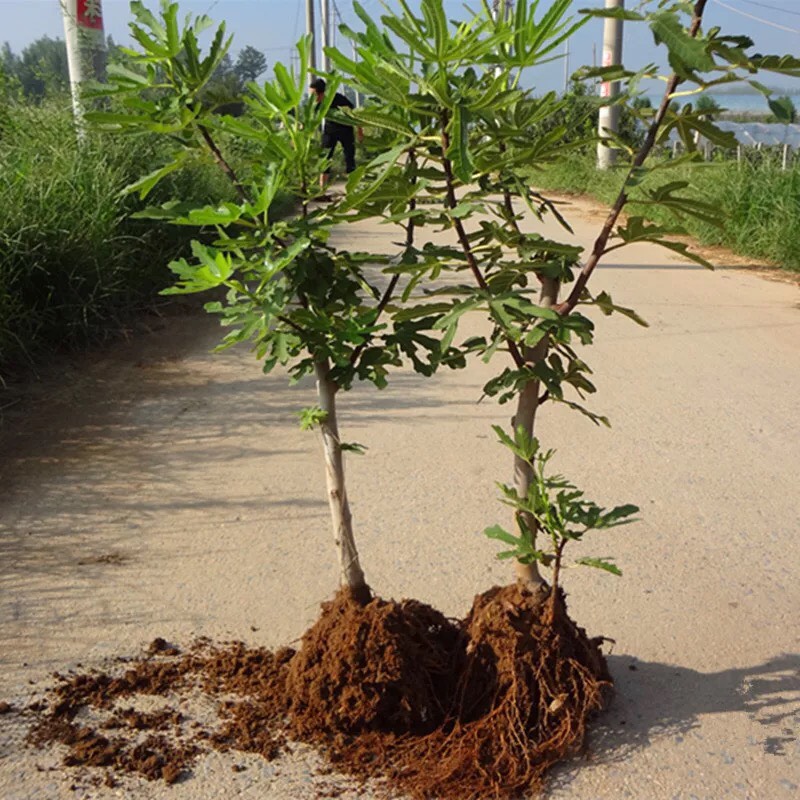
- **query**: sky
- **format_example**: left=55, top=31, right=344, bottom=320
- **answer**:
left=2, top=0, right=799, bottom=96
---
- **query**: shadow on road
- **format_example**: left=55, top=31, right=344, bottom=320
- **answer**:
left=551, top=652, right=800, bottom=790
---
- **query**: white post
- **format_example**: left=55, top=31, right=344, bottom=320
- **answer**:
left=352, top=40, right=361, bottom=108
left=60, top=0, right=106, bottom=136
left=321, top=0, right=331, bottom=72
left=492, top=0, right=509, bottom=78
left=783, top=143, right=790, bottom=171
left=597, top=0, right=624, bottom=170
left=306, top=0, right=317, bottom=73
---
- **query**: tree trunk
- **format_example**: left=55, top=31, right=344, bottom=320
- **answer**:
left=314, top=358, right=370, bottom=604
left=512, top=276, right=559, bottom=590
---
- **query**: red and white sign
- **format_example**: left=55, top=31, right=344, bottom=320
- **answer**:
left=77, top=0, right=104, bottom=31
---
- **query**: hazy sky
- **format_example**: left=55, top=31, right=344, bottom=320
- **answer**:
left=3, top=0, right=799, bottom=95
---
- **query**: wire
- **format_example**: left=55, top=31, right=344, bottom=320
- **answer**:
left=293, top=0, right=301, bottom=44
left=712, top=0, right=800, bottom=33
left=736, top=0, right=800, bottom=19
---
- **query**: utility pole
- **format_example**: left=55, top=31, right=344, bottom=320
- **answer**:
left=563, top=40, right=570, bottom=93
left=321, top=0, right=332, bottom=72
left=306, top=0, right=317, bottom=73
left=60, top=0, right=106, bottom=135
left=352, top=40, right=361, bottom=108
left=596, top=0, right=624, bottom=170
left=492, top=0, right=509, bottom=78
left=492, top=0, right=512, bottom=22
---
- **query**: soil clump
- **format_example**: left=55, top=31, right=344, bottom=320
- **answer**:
left=18, top=586, right=611, bottom=797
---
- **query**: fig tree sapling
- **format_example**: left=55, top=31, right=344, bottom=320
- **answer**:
left=89, top=2, right=455, bottom=602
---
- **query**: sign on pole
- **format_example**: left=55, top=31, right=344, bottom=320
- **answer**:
left=61, top=0, right=106, bottom=135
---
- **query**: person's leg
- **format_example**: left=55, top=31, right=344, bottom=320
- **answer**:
left=321, top=132, right=336, bottom=190
left=341, top=131, right=356, bottom=173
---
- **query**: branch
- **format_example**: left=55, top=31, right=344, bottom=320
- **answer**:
left=556, top=0, right=709, bottom=316
left=440, top=117, right=525, bottom=369
left=350, top=149, right=418, bottom=367
left=277, top=314, right=307, bottom=335
left=196, top=122, right=249, bottom=205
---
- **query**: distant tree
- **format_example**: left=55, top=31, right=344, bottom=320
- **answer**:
left=14, top=37, right=69, bottom=100
left=1, top=42, right=18, bottom=77
left=201, top=52, right=243, bottom=114
left=211, top=52, right=235, bottom=83
left=234, top=46, right=267, bottom=84
left=0, top=47, right=21, bottom=123
left=531, top=79, right=644, bottom=151
left=106, top=34, right=124, bottom=63
left=696, top=94, right=723, bottom=118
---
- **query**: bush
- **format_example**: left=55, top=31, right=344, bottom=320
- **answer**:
left=0, top=98, right=292, bottom=380
left=533, top=153, right=800, bottom=272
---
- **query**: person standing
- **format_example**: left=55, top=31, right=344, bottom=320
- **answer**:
left=309, top=77, right=364, bottom=190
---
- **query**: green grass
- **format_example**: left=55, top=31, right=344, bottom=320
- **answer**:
left=0, top=99, right=294, bottom=382
left=533, top=152, right=800, bottom=273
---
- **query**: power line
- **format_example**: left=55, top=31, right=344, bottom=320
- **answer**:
left=293, top=0, right=301, bottom=44
left=712, top=0, right=800, bottom=33
left=736, top=0, right=800, bottom=19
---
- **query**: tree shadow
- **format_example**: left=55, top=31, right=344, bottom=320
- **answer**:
left=551, top=652, right=800, bottom=790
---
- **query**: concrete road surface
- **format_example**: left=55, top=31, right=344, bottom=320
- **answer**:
left=1, top=196, right=798, bottom=799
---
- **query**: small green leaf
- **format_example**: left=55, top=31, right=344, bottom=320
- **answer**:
left=484, top=524, right=522, bottom=548
left=650, top=11, right=715, bottom=78
left=340, top=442, right=368, bottom=454
left=297, top=407, right=328, bottom=431
left=575, top=557, right=622, bottom=576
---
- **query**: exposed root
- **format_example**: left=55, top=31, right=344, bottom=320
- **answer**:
left=399, top=584, right=610, bottom=799
left=20, top=585, right=612, bottom=798
left=286, top=591, right=462, bottom=738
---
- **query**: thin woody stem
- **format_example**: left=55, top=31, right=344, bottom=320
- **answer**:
left=197, top=123, right=249, bottom=205
left=196, top=122, right=291, bottom=248
left=547, top=539, right=568, bottom=623
left=348, top=148, right=418, bottom=367
left=440, top=116, right=525, bottom=369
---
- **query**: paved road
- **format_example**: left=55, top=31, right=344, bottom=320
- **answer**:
left=1, top=196, right=798, bottom=799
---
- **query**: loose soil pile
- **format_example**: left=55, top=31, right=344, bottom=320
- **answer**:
left=16, top=585, right=611, bottom=798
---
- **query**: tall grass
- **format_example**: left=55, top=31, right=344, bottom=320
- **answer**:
left=0, top=99, right=294, bottom=382
left=533, top=153, right=800, bottom=272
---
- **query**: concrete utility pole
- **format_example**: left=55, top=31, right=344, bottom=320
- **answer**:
left=492, top=0, right=514, bottom=23
left=564, top=40, right=570, bottom=93
left=492, top=0, right=509, bottom=78
left=306, top=0, right=317, bottom=72
left=60, top=0, right=106, bottom=134
left=352, top=40, right=361, bottom=108
left=321, top=0, right=332, bottom=72
left=596, top=0, right=624, bottom=170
